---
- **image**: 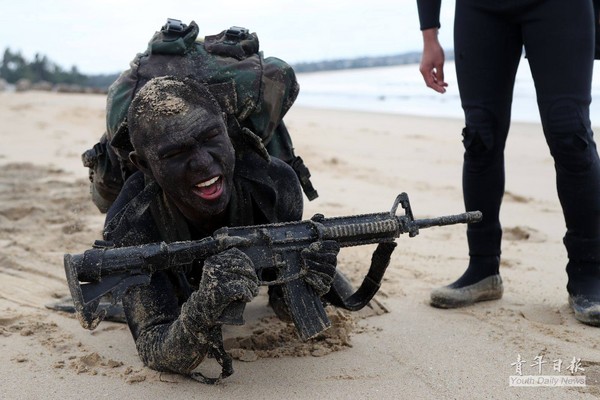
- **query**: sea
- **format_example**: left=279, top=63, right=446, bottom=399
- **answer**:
left=294, top=60, right=600, bottom=124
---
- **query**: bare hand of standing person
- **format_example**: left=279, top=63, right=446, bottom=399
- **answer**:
left=419, top=28, right=448, bottom=94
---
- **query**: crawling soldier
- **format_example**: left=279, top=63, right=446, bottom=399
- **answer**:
left=102, top=76, right=339, bottom=377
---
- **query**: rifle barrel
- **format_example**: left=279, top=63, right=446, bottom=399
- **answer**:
left=414, top=211, right=482, bottom=230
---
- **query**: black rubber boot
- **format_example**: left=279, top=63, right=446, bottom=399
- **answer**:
left=564, top=236, right=600, bottom=327
left=430, top=256, right=503, bottom=309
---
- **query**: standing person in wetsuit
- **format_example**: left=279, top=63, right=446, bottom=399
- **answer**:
left=103, top=76, right=340, bottom=378
left=417, top=0, right=600, bottom=326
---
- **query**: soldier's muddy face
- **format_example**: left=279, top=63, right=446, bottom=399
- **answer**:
left=137, top=106, right=235, bottom=225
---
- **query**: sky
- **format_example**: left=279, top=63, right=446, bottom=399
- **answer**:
left=0, top=0, right=455, bottom=75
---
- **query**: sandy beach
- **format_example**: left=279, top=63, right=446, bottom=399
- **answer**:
left=0, top=91, right=599, bottom=399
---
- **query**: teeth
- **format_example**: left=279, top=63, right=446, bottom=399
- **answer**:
left=196, top=176, right=219, bottom=188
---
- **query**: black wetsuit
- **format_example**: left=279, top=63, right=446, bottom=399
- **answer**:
left=103, top=152, right=303, bottom=373
left=417, top=0, right=600, bottom=292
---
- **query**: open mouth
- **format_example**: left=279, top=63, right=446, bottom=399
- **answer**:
left=193, top=175, right=224, bottom=200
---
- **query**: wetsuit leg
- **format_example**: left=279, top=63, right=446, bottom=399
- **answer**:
left=522, top=0, right=600, bottom=300
left=450, top=0, right=524, bottom=287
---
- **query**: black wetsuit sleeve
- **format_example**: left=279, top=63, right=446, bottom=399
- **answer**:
left=122, top=271, right=209, bottom=374
left=416, top=0, right=442, bottom=30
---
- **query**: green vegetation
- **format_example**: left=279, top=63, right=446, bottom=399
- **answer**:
left=0, top=47, right=119, bottom=90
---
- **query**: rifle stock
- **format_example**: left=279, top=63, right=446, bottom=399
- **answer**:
left=64, top=192, right=481, bottom=339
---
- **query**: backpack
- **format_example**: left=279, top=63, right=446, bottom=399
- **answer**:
left=83, top=18, right=317, bottom=213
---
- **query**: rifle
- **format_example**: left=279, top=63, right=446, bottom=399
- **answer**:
left=64, top=192, right=481, bottom=341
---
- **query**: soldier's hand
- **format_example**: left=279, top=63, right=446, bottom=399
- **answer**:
left=180, top=248, right=259, bottom=341
left=301, top=240, right=340, bottom=297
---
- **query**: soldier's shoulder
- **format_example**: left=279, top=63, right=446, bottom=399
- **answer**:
left=103, top=172, right=161, bottom=245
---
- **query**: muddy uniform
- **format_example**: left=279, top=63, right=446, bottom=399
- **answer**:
left=103, top=150, right=302, bottom=373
